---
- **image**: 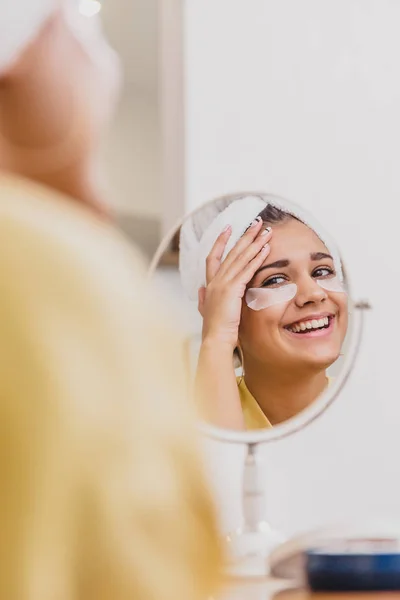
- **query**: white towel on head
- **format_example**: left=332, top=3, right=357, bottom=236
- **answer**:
left=179, top=193, right=344, bottom=302
left=0, top=0, right=61, bottom=75
left=0, top=1, right=116, bottom=79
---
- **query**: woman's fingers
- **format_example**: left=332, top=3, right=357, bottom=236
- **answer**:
left=238, top=241, right=272, bottom=284
left=205, top=218, right=273, bottom=286
left=222, top=226, right=272, bottom=280
left=205, top=225, right=232, bottom=284
left=221, top=217, right=264, bottom=272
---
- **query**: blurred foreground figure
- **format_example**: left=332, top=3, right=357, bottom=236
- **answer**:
left=0, top=170, right=222, bottom=600
left=0, top=2, right=222, bottom=599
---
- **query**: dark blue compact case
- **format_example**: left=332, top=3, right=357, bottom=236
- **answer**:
left=306, top=549, right=400, bottom=591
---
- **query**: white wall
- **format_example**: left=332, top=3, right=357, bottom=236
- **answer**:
left=184, top=0, right=400, bottom=540
left=101, top=89, right=161, bottom=218
left=159, top=0, right=185, bottom=236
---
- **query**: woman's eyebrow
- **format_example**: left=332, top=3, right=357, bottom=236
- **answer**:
left=253, top=259, right=290, bottom=277
left=253, top=252, right=333, bottom=278
left=311, top=252, right=333, bottom=261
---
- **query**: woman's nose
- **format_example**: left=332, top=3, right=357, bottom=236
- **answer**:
left=295, top=278, right=328, bottom=307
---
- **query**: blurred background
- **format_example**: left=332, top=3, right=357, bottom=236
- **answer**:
left=95, top=0, right=184, bottom=344
left=99, top=0, right=168, bottom=258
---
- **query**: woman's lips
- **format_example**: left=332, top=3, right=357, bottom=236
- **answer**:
left=284, top=315, right=336, bottom=339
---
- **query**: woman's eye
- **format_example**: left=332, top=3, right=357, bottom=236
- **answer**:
left=261, top=275, right=287, bottom=288
left=313, top=267, right=334, bottom=279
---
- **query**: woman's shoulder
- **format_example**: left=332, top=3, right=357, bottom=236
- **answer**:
left=0, top=173, right=145, bottom=278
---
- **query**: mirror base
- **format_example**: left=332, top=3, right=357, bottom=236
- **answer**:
left=224, top=523, right=286, bottom=579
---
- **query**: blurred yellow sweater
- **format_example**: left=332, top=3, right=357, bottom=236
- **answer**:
left=0, top=174, right=222, bottom=600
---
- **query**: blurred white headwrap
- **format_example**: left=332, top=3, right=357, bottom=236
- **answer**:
left=0, top=0, right=61, bottom=74
left=0, top=0, right=120, bottom=175
left=179, top=193, right=343, bottom=302
left=0, top=0, right=117, bottom=76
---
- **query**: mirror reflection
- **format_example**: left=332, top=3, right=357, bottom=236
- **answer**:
left=153, top=193, right=351, bottom=431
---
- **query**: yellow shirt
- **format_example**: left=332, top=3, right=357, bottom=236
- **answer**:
left=0, top=173, right=221, bottom=600
left=237, top=376, right=333, bottom=430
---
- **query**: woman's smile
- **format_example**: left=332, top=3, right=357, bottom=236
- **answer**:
left=283, top=313, right=337, bottom=339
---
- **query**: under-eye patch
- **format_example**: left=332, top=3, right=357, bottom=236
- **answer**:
left=316, top=276, right=346, bottom=294
left=245, top=277, right=346, bottom=312
left=245, top=283, right=297, bottom=311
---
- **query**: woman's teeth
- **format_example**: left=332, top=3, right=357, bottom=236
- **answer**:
left=287, top=317, right=330, bottom=334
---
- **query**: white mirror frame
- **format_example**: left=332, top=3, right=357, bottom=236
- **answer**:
left=148, top=191, right=371, bottom=447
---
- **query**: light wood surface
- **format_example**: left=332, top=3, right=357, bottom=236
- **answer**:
left=219, top=579, right=400, bottom=599
left=274, top=591, right=400, bottom=599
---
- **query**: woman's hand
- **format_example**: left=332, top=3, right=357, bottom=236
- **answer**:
left=195, top=217, right=271, bottom=430
left=198, top=217, right=272, bottom=350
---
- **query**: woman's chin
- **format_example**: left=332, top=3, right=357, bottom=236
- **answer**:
left=296, top=348, right=341, bottom=371
left=279, top=337, right=340, bottom=369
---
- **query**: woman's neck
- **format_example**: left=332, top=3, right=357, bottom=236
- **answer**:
left=243, top=361, right=329, bottom=425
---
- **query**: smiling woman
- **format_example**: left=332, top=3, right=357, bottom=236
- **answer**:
left=237, top=204, right=348, bottom=429
left=174, top=193, right=349, bottom=431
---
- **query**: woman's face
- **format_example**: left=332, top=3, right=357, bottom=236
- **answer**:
left=239, top=218, right=348, bottom=372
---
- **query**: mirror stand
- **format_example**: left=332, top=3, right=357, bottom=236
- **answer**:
left=225, top=443, right=285, bottom=578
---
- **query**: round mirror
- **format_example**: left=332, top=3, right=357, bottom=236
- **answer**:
left=149, top=192, right=363, bottom=446
left=149, top=191, right=368, bottom=578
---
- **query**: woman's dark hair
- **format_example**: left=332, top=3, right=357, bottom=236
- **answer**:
left=257, top=204, right=299, bottom=225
